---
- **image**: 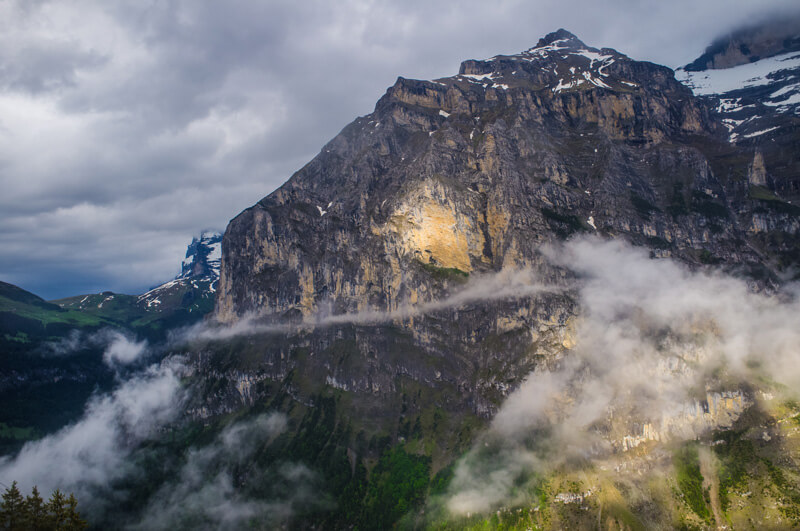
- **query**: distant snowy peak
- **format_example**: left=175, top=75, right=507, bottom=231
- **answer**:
left=675, top=18, right=800, bottom=201
left=683, top=18, right=800, bottom=72
left=180, top=231, right=223, bottom=281
left=136, top=231, right=222, bottom=310
left=677, top=51, right=800, bottom=98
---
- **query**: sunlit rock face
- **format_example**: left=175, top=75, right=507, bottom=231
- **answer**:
left=216, top=29, right=797, bottom=324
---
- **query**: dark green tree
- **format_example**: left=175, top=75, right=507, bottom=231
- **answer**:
left=0, top=481, right=25, bottom=530
left=65, top=493, right=87, bottom=530
left=24, top=486, right=47, bottom=530
left=1, top=482, right=86, bottom=530
left=46, top=488, right=68, bottom=528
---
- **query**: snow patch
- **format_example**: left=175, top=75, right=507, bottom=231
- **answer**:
left=439, top=110, right=450, bottom=118
left=676, top=51, right=800, bottom=96
left=571, top=49, right=614, bottom=64
left=316, top=205, right=327, bottom=216
left=764, top=91, right=800, bottom=109
left=460, top=73, right=495, bottom=81
left=582, top=71, right=611, bottom=88
left=207, top=242, right=221, bottom=264
left=743, top=126, right=780, bottom=139
left=770, top=85, right=795, bottom=99
left=587, top=216, right=597, bottom=230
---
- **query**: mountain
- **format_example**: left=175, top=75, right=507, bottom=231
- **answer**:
left=0, top=281, right=116, bottom=454
left=133, top=230, right=221, bottom=321
left=54, top=231, right=222, bottom=338
left=165, top=28, right=800, bottom=529
left=683, top=17, right=800, bottom=72
left=217, top=29, right=797, bottom=325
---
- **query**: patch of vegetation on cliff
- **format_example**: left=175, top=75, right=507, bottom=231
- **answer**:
left=690, top=191, right=729, bottom=219
left=416, top=260, right=469, bottom=282
left=541, top=207, right=587, bottom=238
left=712, top=429, right=755, bottom=512
left=750, top=185, right=800, bottom=215
left=360, top=447, right=431, bottom=528
left=674, top=443, right=710, bottom=521
left=697, top=249, right=721, bottom=265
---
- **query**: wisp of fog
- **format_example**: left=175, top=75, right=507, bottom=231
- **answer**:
left=445, top=237, right=800, bottom=515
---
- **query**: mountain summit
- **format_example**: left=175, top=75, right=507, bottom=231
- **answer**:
left=534, top=28, right=585, bottom=48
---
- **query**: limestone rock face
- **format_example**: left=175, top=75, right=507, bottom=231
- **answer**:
left=217, top=30, right=794, bottom=323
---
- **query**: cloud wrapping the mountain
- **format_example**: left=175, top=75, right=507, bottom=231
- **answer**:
left=183, top=267, right=563, bottom=342
left=102, top=331, right=149, bottom=366
left=446, top=237, right=800, bottom=515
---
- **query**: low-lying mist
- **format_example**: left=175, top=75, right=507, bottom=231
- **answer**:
left=0, top=338, right=319, bottom=528
left=444, top=237, right=800, bottom=515
left=43, top=328, right=150, bottom=367
left=0, top=357, right=186, bottom=512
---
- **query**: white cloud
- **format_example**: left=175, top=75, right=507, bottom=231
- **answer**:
left=102, top=331, right=148, bottom=365
left=129, top=413, right=320, bottom=530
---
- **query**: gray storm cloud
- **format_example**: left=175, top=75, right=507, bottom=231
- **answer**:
left=0, top=0, right=797, bottom=297
left=445, top=237, right=800, bottom=515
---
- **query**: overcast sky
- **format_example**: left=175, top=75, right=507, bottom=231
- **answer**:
left=1, top=0, right=797, bottom=299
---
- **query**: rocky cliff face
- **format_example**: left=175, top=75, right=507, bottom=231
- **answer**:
left=217, top=30, right=792, bottom=325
